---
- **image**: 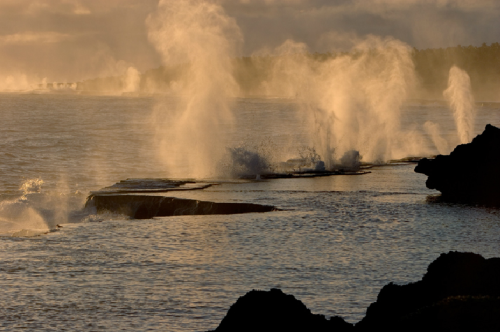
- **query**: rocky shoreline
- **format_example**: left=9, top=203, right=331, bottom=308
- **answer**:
left=208, top=252, right=500, bottom=331
left=415, top=124, right=500, bottom=206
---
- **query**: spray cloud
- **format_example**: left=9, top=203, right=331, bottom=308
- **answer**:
left=257, top=36, right=424, bottom=167
left=146, top=0, right=242, bottom=178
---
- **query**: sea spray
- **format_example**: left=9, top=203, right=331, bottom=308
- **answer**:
left=0, top=73, right=33, bottom=91
left=443, top=66, right=476, bottom=144
left=424, top=121, right=450, bottom=155
left=0, top=178, right=90, bottom=236
left=256, top=36, right=423, bottom=167
left=122, top=67, right=141, bottom=93
left=0, top=178, right=49, bottom=235
left=19, top=177, right=44, bottom=198
left=227, top=147, right=271, bottom=178
left=147, top=0, right=242, bottom=178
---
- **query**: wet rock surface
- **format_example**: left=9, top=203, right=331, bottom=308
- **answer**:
left=90, top=178, right=213, bottom=194
left=86, top=178, right=278, bottom=218
left=209, top=252, right=500, bottom=332
left=87, top=195, right=277, bottom=219
left=415, top=124, right=500, bottom=205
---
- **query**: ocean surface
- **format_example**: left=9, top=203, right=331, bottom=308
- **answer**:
left=0, top=93, right=499, bottom=331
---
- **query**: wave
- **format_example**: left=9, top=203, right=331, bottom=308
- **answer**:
left=0, top=178, right=88, bottom=237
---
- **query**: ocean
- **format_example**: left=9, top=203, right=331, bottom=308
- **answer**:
left=0, top=93, right=499, bottom=331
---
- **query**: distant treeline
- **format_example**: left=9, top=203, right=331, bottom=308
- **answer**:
left=413, top=42, right=500, bottom=100
left=80, top=42, right=500, bottom=101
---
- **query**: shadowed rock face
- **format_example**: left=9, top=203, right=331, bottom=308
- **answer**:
left=392, top=296, right=500, bottom=332
left=209, top=252, right=500, bottom=332
left=356, top=251, right=500, bottom=331
left=415, top=124, right=500, bottom=205
left=210, top=288, right=354, bottom=332
left=86, top=195, right=277, bottom=219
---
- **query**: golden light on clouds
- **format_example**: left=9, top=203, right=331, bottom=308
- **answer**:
left=0, top=0, right=497, bottom=82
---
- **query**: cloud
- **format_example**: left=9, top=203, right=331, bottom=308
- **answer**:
left=0, top=0, right=498, bottom=82
left=0, top=0, right=159, bottom=81
left=222, top=0, right=500, bottom=52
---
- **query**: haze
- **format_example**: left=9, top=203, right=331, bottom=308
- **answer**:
left=0, top=0, right=498, bottom=83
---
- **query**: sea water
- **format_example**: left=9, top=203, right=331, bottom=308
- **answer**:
left=0, top=94, right=499, bottom=331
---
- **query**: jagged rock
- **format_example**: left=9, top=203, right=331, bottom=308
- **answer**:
left=356, top=251, right=500, bottom=331
left=415, top=124, right=500, bottom=205
left=209, top=288, right=353, bottom=332
left=210, top=252, right=500, bottom=331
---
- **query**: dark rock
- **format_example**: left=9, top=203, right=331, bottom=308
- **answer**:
left=210, top=288, right=353, bottom=332
left=394, top=296, right=500, bottom=332
left=86, top=194, right=277, bottom=219
left=210, top=252, right=500, bottom=331
left=356, top=251, right=500, bottom=331
left=415, top=124, right=500, bottom=205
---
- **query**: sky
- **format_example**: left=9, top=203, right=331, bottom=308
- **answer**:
left=0, top=0, right=498, bottom=82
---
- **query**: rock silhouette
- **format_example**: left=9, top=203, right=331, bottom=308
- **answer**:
left=415, top=124, right=500, bottom=205
left=210, top=288, right=353, bottom=332
left=86, top=195, right=277, bottom=219
left=356, top=251, right=500, bottom=331
left=209, top=252, right=500, bottom=332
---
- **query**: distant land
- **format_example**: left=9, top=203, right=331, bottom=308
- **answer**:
left=41, top=43, right=500, bottom=102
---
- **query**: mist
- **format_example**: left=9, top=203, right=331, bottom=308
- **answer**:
left=444, top=66, right=476, bottom=144
left=0, top=0, right=497, bottom=175
left=424, top=121, right=450, bottom=155
left=0, top=1, right=498, bottom=87
left=146, top=0, right=242, bottom=178
left=247, top=37, right=427, bottom=167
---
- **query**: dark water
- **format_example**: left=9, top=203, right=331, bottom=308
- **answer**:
left=0, top=94, right=499, bottom=331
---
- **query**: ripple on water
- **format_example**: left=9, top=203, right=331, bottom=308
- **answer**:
left=1, top=172, right=499, bottom=331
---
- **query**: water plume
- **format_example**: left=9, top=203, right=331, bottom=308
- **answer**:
left=122, top=66, right=141, bottom=93
left=227, top=147, right=271, bottom=178
left=338, top=150, right=361, bottom=171
left=256, top=36, right=423, bottom=168
left=146, top=0, right=242, bottom=178
left=443, top=66, right=476, bottom=144
left=0, top=73, right=34, bottom=91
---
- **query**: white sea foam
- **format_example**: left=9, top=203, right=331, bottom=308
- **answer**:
left=0, top=178, right=88, bottom=236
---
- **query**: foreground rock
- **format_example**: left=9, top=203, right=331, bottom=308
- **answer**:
left=415, top=124, right=500, bottom=205
left=209, top=252, right=500, bottom=331
left=209, top=288, right=353, bottom=332
left=356, top=251, right=500, bottom=331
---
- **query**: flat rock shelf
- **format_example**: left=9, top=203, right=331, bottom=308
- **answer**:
left=86, top=178, right=278, bottom=219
